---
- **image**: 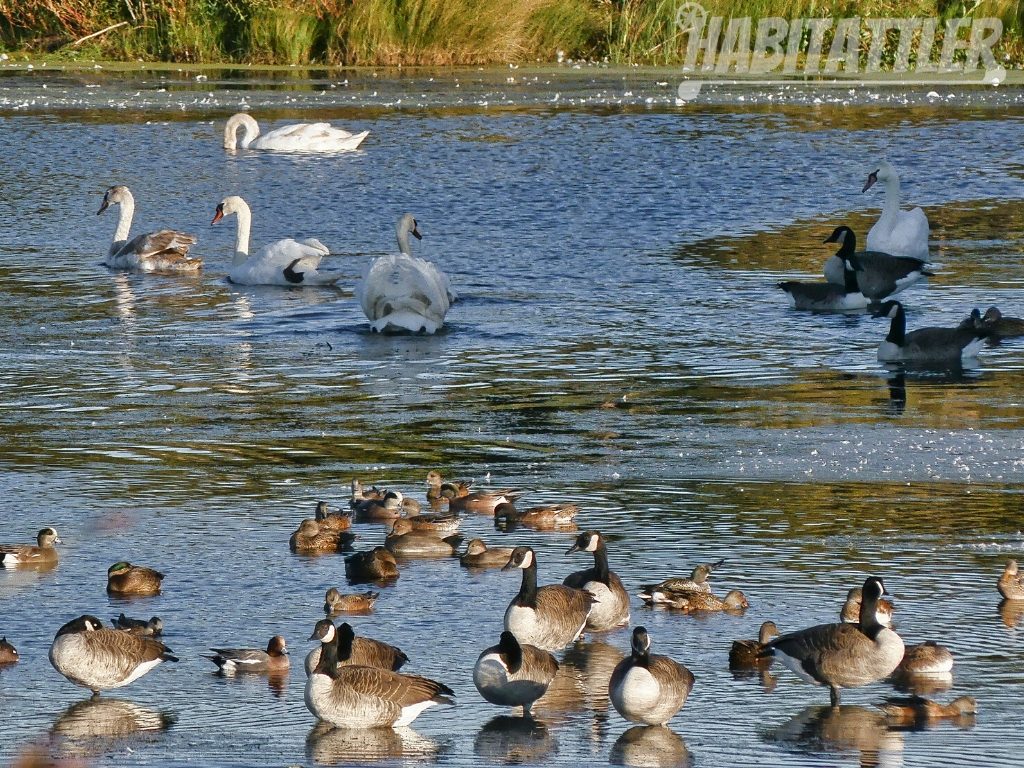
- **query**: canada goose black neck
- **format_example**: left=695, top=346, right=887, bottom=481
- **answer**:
left=827, top=226, right=856, bottom=260
left=497, top=631, right=523, bottom=673
left=336, top=622, right=355, bottom=662
left=516, top=557, right=539, bottom=608
left=591, top=540, right=611, bottom=585
left=859, top=577, right=888, bottom=640
left=878, top=301, right=906, bottom=346
left=631, top=627, right=651, bottom=669
left=841, top=261, right=860, bottom=293
left=314, top=625, right=341, bottom=679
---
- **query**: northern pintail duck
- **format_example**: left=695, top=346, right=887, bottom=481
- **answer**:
left=609, top=626, right=694, bottom=726
left=112, top=613, right=163, bottom=637
left=460, top=539, right=516, bottom=569
left=106, top=562, right=164, bottom=596
left=502, top=546, right=594, bottom=652
left=638, top=587, right=748, bottom=612
left=473, top=630, right=559, bottom=716
left=764, top=576, right=904, bottom=706
left=205, top=635, right=290, bottom=674
left=828, top=225, right=932, bottom=301
left=449, top=488, right=527, bottom=515
left=289, top=519, right=356, bottom=554
left=840, top=586, right=894, bottom=626
left=877, top=695, right=977, bottom=726
left=0, top=527, right=61, bottom=567
left=896, top=641, right=954, bottom=675
left=49, top=615, right=178, bottom=694
left=324, top=588, right=379, bottom=614
left=873, top=300, right=988, bottom=363
left=729, top=621, right=780, bottom=669
left=314, top=500, right=352, bottom=532
left=564, top=530, right=630, bottom=631
left=304, top=620, right=452, bottom=728
left=425, top=470, right=474, bottom=502
left=998, top=559, right=1024, bottom=600
left=638, top=559, right=724, bottom=596
left=345, top=547, right=400, bottom=583
left=305, top=620, right=408, bottom=674
left=385, top=519, right=462, bottom=557
left=0, top=636, right=18, bottom=664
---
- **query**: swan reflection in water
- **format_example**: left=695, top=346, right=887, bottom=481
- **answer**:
left=474, top=715, right=558, bottom=764
left=609, top=725, right=691, bottom=768
left=305, top=722, right=440, bottom=764
left=765, top=705, right=905, bottom=768
left=49, top=697, right=176, bottom=759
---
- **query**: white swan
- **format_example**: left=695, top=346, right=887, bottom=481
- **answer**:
left=863, top=161, right=930, bottom=260
left=223, top=113, right=369, bottom=152
left=98, top=185, right=201, bottom=273
left=357, top=214, right=456, bottom=334
left=211, top=196, right=338, bottom=286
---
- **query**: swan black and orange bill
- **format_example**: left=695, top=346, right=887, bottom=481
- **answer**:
left=211, top=204, right=224, bottom=225
left=412, top=220, right=423, bottom=240
left=97, top=197, right=109, bottom=215
left=862, top=170, right=879, bottom=193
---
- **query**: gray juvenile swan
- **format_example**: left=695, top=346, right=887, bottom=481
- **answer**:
left=98, top=185, right=200, bottom=273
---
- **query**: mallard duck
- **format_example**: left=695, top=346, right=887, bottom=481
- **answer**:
left=729, top=621, right=779, bottom=669
left=324, top=588, right=379, bottom=615
left=344, top=547, right=400, bottom=583
left=998, top=559, right=1024, bottom=600
left=106, top=562, right=164, bottom=596
left=314, top=501, right=352, bottom=532
left=289, top=519, right=356, bottom=554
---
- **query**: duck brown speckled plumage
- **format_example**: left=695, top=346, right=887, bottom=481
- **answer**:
left=106, top=562, right=164, bottom=596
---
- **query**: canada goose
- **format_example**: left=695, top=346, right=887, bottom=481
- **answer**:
left=344, top=547, right=400, bottom=583
left=385, top=519, right=462, bottom=557
left=314, top=501, right=352, bottom=532
left=473, top=630, right=559, bottom=716
left=112, top=613, right=163, bottom=637
left=289, top=519, right=356, bottom=554
left=450, top=488, right=527, bottom=514
left=304, top=620, right=452, bottom=728
left=425, top=470, right=473, bottom=501
left=872, top=300, right=988, bottom=363
left=764, top=576, right=904, bottom=706
left=0, top=636, right=18, bottom=663
left=564, top=531, right=631, bottom=631
left=638, top=587, right=748, bottom=612
left=460, top=539, right=516, bottom=569
left=608, top=626, right=694, bottom=726
left=49, top=615, right=178, bottom=694
left=305, top=620, right=408, bottom=674
left=494, top=502, right=578, bottom=529
left=826, top=225, right=932, bottom=301
left=638, top=559, right=724, bottom=596
left=978, top=306, right=1024, bottom=338
left=779, top=251, right=868, bottom=312
left=895, top=641, right=954, bottom=675
left=0, top=527, right=61, bottom=567
left=106, top=562, right=164, bottom=596
left=204, top=635, right=290, bottom=674
left=729, top=621, right=780, bottom=669
left=354, top=489, right=406, bottom=522
left=502, top=546, right=594, bottom=652
left=324, top=588, right=379, bottom=614
left=403, top=507, right=462, bottom=536
left=840, top=587, right=894, bottom=626
left=876, top=695, right=977, bottom=725
left=998, top=560, right=1023, bottom=600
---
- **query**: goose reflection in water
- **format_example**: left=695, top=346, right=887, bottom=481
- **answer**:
left=305, top=722, right=440, bottom=764
left=474, top=715, right=557, bottom=764
left=609, top=725, right=691, bottom=768
left=766, top=705, right=905, bottom=768
left=49, top=697, right=175, bottom=759
left=561, top=639, right=625, bottom=745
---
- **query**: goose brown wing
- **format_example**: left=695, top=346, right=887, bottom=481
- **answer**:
left=649, top=654, right=694, bottom=698
left=81, top=629, right=172, bottom=676
left=335, top=666, right=453, bottom=706
left=767, top=623, right=862, bottom=681
left=349, top=637, right=408, bottom=671
left=536, top=584, right=594, bottom=616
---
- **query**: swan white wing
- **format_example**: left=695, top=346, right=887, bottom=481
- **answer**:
left=866, top=207, right=930, bottom=261
left=357, top=254, right=452, bottom=333
left=299, top=238, right=331, bottom=256
left=230, top=239, right=337, bottom=286
left=251, top=122, right=369, bottom=152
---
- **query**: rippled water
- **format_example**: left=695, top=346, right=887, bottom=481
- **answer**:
left=1, top=66, right=1023, bottom=767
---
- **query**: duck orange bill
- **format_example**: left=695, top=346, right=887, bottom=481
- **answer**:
left=211, top=205, right=224, bottom=225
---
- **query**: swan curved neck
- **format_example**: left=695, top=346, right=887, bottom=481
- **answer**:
left=225, top=114, right=260, bottom=149
left=396, top=227, right=413, bottom=256
left=112, top=195, right=135, bottom=247
left=878, top=174, right=902, bottom=226
left=231, top=202, right=252, bottom=265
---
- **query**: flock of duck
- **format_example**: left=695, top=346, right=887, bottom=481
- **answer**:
left=98, top=111, right=455, bottom=334
left=4, top=472, right=1023, bottom=738
left=778, top=160, right=1023, bottom=363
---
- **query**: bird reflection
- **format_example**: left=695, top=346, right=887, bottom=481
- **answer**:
left=609, top=725, right=691, bottom=768
left=474, top=715, right=557, bottom=764
left=766, top=704, right=904, bottom=767
left=267, top=669, right=288, bottom=698
left=561, top=639, right=625, bottom=745
left=998, top=598, right=1024, bottom=628
left=886, top=373, right=906, bottom=415
left=49, top=697, right=175, bottom=758
left=305, top=722, right=439, bottom=764
left=889, top=670, right=953, bottom=697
